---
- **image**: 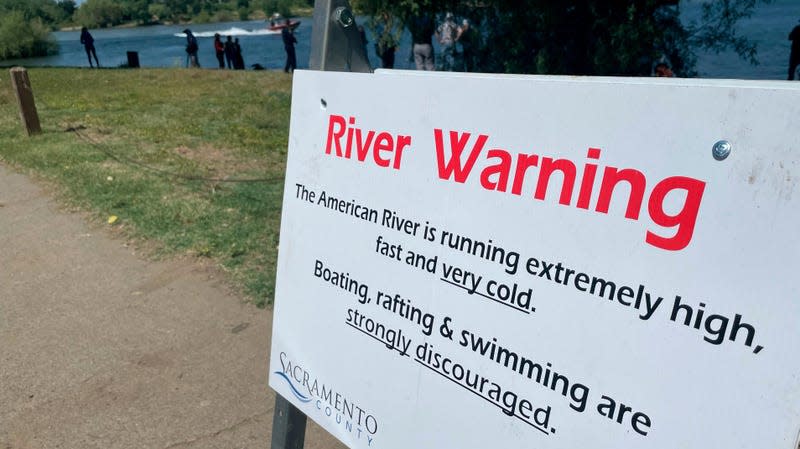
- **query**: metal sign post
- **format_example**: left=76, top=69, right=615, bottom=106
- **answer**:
left=270, top=394, right=307, bottom=449
left=309, top=0, right=371, bottom=73
left=270, top=1, right=369, bottom=448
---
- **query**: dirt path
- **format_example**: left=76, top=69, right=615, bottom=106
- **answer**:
left=0, top=163, right=344, bottom=449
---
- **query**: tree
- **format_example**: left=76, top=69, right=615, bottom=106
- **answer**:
left=0, top=0, right=68, bottom=26
left=74, top=0, right=126, bottom=28
left=120, top=0, right=153, bottom=23
left=0, top=1, right=61, bottom=60
left=0, top=10, right=58, bottom=59
left=351, top=0, right=771, bottom=77
left=256, top=0, right=295, bottom=18
left=56, top=0, right=77, bottom=22
left=147, top=3, right=172, bottom=21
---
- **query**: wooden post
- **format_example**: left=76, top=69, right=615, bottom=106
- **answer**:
left=9, top=67, right=41, bottom=136
left=127, top=51, right=140, bottom=68
left=270, top=394, right=307, bottom=449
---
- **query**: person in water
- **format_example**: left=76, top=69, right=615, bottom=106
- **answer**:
left=80, top=27, right=100, bottom=68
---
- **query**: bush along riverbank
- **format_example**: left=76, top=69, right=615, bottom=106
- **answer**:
left=0, top=11, right=58, bottom=60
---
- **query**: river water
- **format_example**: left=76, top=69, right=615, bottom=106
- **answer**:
left=1, top=0, right=798, bottom=80
left=0, top=20, right=314, bottom=71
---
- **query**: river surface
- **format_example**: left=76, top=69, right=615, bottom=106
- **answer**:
left=2, top=0, right=799, bottom=80
left=1, top=20, right=315, bottom=71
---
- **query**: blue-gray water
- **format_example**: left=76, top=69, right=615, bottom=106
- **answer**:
left=683, top=0, right=799, bottom=80
left=2, top=0, right=799, bottom=79
left=0, top=20, right=316, bottom=71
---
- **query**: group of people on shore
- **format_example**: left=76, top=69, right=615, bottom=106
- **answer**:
left=77, top=16, right=800, bottom=79
left=211, top=33, right=245, bottom=69
left=185, top=29, right=247, bottom=69
left=371, top=11, right=476, bottom=72
left=78, top=25, right=295, bottom=72
left=183, top=26, right=296, bottom=72
left=372, top=12, right=800, bottom=79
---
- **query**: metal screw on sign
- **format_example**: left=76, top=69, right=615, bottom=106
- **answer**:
left=333, top=6, right=354, bottom=28
left=712, top=140, right=732, bottom=161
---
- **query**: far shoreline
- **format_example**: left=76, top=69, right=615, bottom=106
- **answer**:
left=57, top=6, right=313, bottom=33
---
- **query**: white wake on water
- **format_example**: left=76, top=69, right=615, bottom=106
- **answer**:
left=173, top=27, right=281, bottom=38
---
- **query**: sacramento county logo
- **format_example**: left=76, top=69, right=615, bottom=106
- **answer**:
left=275, top=352, right=378, bottom=446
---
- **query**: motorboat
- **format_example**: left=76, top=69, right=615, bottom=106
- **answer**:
left=268, top=14, right=301, bottom=31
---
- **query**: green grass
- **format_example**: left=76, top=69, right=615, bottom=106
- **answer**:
left=0, top=68, right=294, bottom=307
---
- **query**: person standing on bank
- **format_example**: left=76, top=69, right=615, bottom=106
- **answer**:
left=80, top=27, right=100, bottom=68
left=233, top=38, right=245, bottom=70
left=373, top=11, right=402, bottom=69
left=654, top=62, right=674, bottom=77
left=358, top=25, right=368, bottom=59
left=282, top=26, right=297, bottom=73
left=213, top=33, right=225, bottom=69
left=184, top=29, right=200, bottom=68
left=788, top=20, right=800, bottom=80
left=224, top=35, right=235, bottom=69
left=436, top=12, right=458, bottom=71
left=408, top=13, right=435, bottom=70
left=456, top=18, right=476, bottom=72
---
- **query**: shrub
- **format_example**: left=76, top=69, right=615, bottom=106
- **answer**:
left=211, top=9, right=237, bottom=23
left=0, top=11, right=58, bottom=60
left=73, top=0, right=125, bottom=28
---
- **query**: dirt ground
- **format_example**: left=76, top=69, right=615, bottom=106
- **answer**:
left=0, top=163, right=345, bottom=449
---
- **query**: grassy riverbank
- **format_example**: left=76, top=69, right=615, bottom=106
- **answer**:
left=0, top=68, right=293, bottom=307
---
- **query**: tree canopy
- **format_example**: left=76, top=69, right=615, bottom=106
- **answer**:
left=351, top=0, right=771, bottom=77
left=0, top=0, right=64, bottom=59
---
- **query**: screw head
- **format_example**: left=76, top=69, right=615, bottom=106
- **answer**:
left=712, top=140, right=731, bottom=161
left=334, top=7, right=354, bottom=28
